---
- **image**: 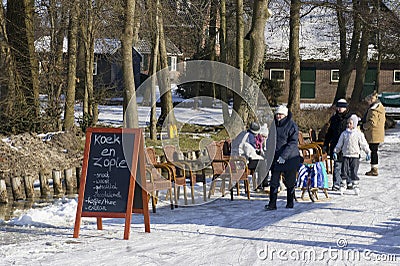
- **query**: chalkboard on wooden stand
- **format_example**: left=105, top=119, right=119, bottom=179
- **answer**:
left=73, top=127, right=150, bottom=240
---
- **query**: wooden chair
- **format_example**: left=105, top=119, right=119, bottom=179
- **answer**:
left=206, top=140, right=250, bottom=200
left=145, top=147, right=174, bottom=213
left=309, top=128, right=333, bottom=174
left=163, top=145, right=207, bottom=204
left=298, top=131, right=330, bottom=172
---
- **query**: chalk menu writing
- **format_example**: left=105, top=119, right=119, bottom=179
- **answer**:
left=82, top=132, right=135, bottom=213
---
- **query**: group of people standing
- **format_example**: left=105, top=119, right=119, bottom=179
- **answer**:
left=324, top=92, right=386, bottom=194
left=233, top=91, right=386, bottom=210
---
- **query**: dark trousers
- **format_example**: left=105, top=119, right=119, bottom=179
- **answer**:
left=368, top=143, right=379, bottom=165
left=270, top=168, right=297, bottom=189
left=248, top=159, right=269, bottom=187
left=341, top=157, right=360, bottom=183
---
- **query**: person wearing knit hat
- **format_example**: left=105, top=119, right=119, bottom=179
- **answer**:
left=249, top=121, right=260, bottom=134
left=336, top=99, right=348, bottom=108
left=323, top=98, right=354, bottom=191
left=349, top=114, right=359, bottom=128
left=275, top=105, right=288, bottom=117
left=265, top=105, right=300, bottom=211
left=333, top=114, right=371, bottom=195
left=231, top=121, right=268, bottom=192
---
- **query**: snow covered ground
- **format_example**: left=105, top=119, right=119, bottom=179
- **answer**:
left=0, top=104, right=399, bottom=265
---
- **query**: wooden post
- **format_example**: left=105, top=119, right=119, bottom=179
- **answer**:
left=64, top=168, right=76, bottom=194
left=0, top=179, right=8, bottom=203
left=39, top=170, right=50, bottom=198
left=23, top=174, right=35, bottom=199
left=76, top=166, right=82, bottom=190
left=52, top=170, right=63, bottom=196
left=11, top=176, right=25, bottom=201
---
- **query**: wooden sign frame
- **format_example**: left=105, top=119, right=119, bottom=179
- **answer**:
left=73, top=127, right=150, bottom=240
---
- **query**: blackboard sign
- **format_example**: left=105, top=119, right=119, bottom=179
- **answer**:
left=74, top=128, right=150, bottom=240
left=82, top=132, right=133, bottom=213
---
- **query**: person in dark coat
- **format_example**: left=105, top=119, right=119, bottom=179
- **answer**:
left=323, top=99, right=353, bottom=190
left=265, top=105, right=300, bottom=210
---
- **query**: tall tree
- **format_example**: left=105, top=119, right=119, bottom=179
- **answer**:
left=350, top=0, right=372, bottom=107
left=219, top=0, right=230, bottom=122
left=157, top=1, right=176, bottom=126
left=0, top=0, right=19, bottom=130
left=63, top=0, right=80, bottom=131
left=6, top=0, right=40, bottom=132
left=149, top=0, right=160, bottom=140
left=80, top=0, right=96, bottom=126
left=334, top=0, right=362, bottom=102
left=287, top=0, right=301, bottom=116
left=237, top=0, right=270, bottom=124
left=232, top=0, right=245, bottom=124
left=44, top=0, right=68, bottom=131
left=122, top=0, right=139, bottom=128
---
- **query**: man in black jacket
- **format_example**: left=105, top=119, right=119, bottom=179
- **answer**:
left=265, top=105, right=300, bottom=210
left=323, top=99, right=352, bottom=191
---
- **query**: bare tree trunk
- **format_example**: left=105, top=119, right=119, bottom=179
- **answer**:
left=334, top=0, right=361, bottom=102
left=46, top=0, right=67, bottom=131
left=157, top=3, right=176, bottom=126
left=288, top=0, right=301, bottom=117
left=219, top=0, right=230, bottom=123
left=64, top=0, right=80, bottom=131
left=350, top=0, right=372, bottom=107
left=0, top=2, right=16, bottom=107
left=80, top=1, right=96, bottom=126
left=239, top=0, right=270, bottom=124
left=233, top=0, right=245, bottom=123
left=350, top=17, right=370, bottom=107
left=374, top=0, right=382, bottom=92
left=6, top=0, right=40, bottom=132
left=206, top=0, right=218, bottom=107
left=149, top=0, right=160, bottom=140
left=122, top=0, right=139, bottom=128
left=350, top=26, right=369, bottom=105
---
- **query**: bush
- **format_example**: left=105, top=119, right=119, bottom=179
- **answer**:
left=294, top=107, right=334, bottom=133
left=260, top=78, right=284, bottom=106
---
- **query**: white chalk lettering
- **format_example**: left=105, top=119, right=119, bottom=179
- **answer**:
left=93, top=157, right=103, bottom=168
left=87, top=205, right=107, bottom=211
left=101, top=148, right=115, bottom=157
left=94, top=172, right=110, bottom=178
left=93, top=191, right=122, bottom=198
left=92, top=157, right=127, bottom=171
left=94, top=134, right=121, bottom=145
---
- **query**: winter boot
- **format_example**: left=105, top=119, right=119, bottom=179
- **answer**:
left=365, top=167, right=378, bottom=176
left=265, top=186, right=278, bottom=211
left=353, top=181, right=360, bottom=196
left=286, top=186, right=295, bottom=208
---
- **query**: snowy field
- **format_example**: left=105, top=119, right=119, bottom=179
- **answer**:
left=0, top=104, right=399, bottom=265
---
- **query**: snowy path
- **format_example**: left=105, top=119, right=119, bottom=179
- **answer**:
left=0, top=127, right=399, bottom=265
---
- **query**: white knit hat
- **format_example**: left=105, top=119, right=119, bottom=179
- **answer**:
left=260, top=124, right=269, bottom=137
left=275, top=105, right=288, bottom=116
left=348, top=114, right=359, bottom=127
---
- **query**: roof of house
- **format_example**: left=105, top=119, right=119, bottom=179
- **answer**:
left=135, top=38, right=183, bottom=56
left=265, top=0, right=398, bottom=62
left=35, top=37, right=182, bottom=56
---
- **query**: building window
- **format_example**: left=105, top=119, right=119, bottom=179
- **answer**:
left=394, top=70, right=400, bottom=83
left=93, top=61, right=97, bottom=76
left=331, top=69, right=339, bottom=82
left=270, top=69, right=285, bottom=81
left=168, top=56, right=177, bottom=71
